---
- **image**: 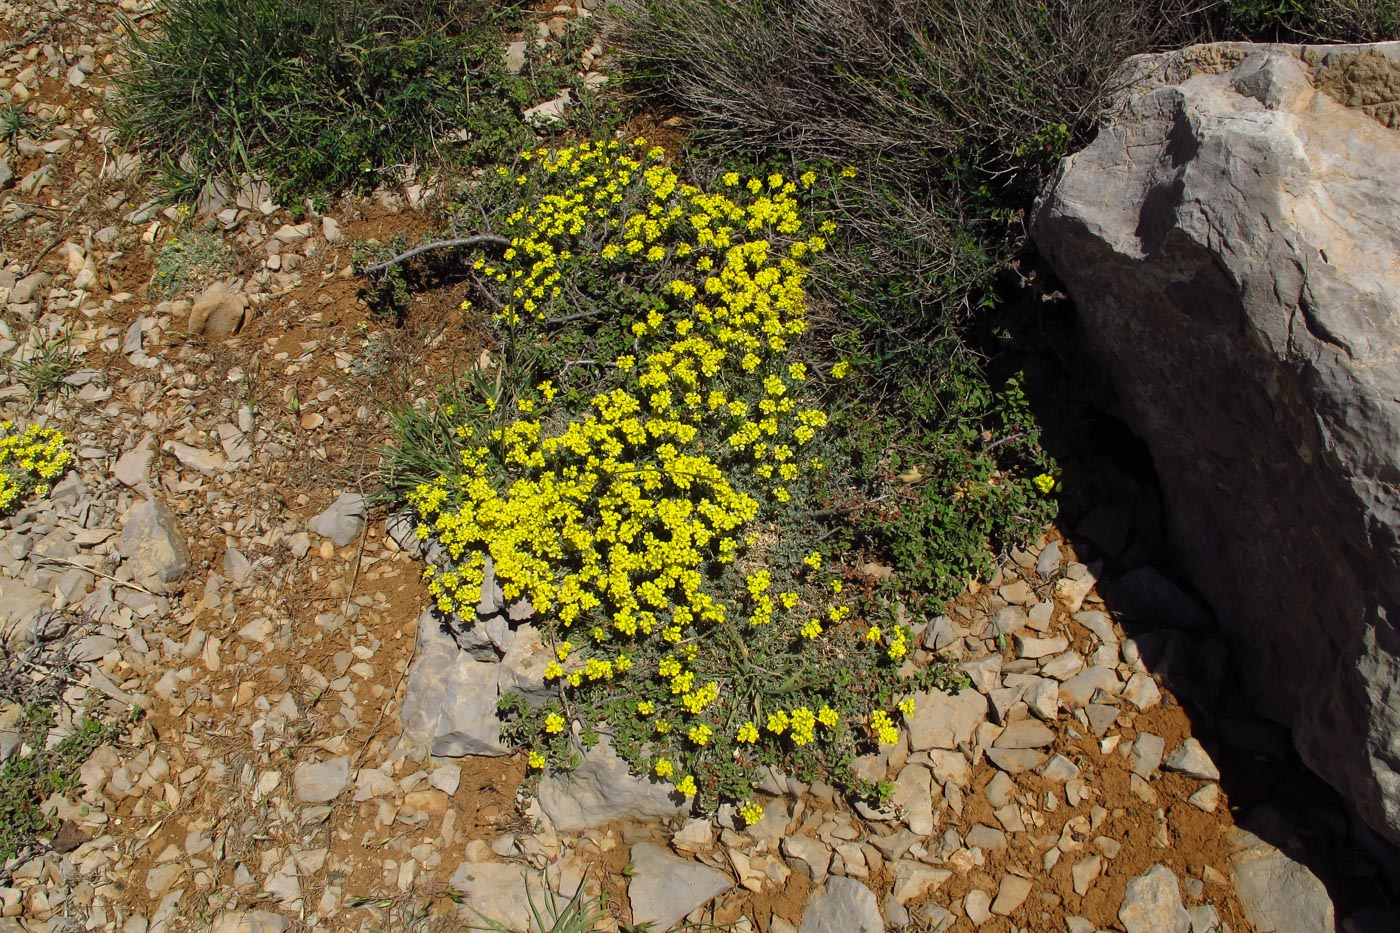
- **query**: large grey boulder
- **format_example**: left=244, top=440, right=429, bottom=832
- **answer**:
left=1033, top=41, right=1400, bottom=844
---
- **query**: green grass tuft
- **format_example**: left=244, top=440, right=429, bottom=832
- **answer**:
left=111, top=0, right=594, bottom=199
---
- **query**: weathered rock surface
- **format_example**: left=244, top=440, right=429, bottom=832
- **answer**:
left=628, top=842, right=731, bottom=931
left=536, top=733, right=687, bottom=831
left=449, top=861, right=531, bottom=931
left=188, top=281, right=249, bottom=339
left=1118, top=864, right=1190, bottom=933
left=119, top=498, right=190, bottom=591
left=307, top=492, right=366, bottom=547
left=398, top=609, right=507, bottom=758
left=1033, top=41, right=1400, bottom=843
left=1230, top=828, right=1336, bottom=933
left=801, top=876, right=884, bottom=933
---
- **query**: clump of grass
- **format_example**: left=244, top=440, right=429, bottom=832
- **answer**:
left=151, top=229, right=233, bottom=298
left=111, top=0, right=594, bottom=199
left=0, top=102, right=45, bottom=146
left=0, top=610, right=137, bottom=868
left=7, top=330, right=79, bottom=404
left=1215, top=0, right=1398, bottom=40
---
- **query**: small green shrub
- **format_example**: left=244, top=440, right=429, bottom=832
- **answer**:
left=385, top=140, right=971, bottom=816
left=0, top=703, right=130, bottom=863
left=151, top=228, right=233, bottom=298
left=112, top=0, right=592, bottom=199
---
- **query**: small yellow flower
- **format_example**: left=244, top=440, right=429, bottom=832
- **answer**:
left=898, top=697, right=916, bottom=716
left=676, top=775, right=697, bottom=797
left=831, top=360, right=851, bottom=379
left=739, top=800, right=765, bottom=825
left=736, top=721, right=759, bottom=743
left=655, top=757, right=674, bottom=778
left=544, top=713, right=566, bottom=734
left=1033, top=473, right=1056, bottom=494
left=528, top=751, right=546, bottom=770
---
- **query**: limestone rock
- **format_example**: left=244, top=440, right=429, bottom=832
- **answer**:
left=628, top=842, right=731, bottom=931
left=536, top=733, right=687, bottom=831
left=1118, top=864, right=1190, bottom=933
left=905, top=688, right=987, bottom=751
left=119, top=498, right=191, bottom=592
left=308, top=492, right=366, bottom=547
left=1230, top=830, right=1336, bottom=933
left=801, top=876, right=884, bottom=933
left=209, top=912, right=288, bottom=933
left=398, top=609, right=507, bottom=758
left=293, top=756, right=349, bottom=803
left=1164, top=738, right=1222, bottom=781
left=449, top=861, right=531, bottom=931
left=1032, top=40, right=1400, bottom=843
left=188, top=282, right=248, bottom=339
left=113, top=435, right=155, bottom=487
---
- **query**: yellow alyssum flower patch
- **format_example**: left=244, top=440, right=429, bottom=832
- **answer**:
left=0, top=422, right=71, bottom=515
left=401, top=139, right=921, bottom=816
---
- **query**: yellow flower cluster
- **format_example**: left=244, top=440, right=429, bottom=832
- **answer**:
left=870, top=710, right=900, bottom=746
left=407, top=140, right=908, bottom=804
left=0, top=422, right=70, bottom=514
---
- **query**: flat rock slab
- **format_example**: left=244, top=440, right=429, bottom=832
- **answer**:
left=1118, top=864, right=1190, bottom=933
left=628, top=842, right=731, bottom=931
left=994, top=719, right=1056, bottom=749
left=537, top=734, right=687, bottom=831
left=985, top=746, right=1048, bottom=775
left=905, top=689, right=987, bottom=751
left=292, top=756, right=349, bottom=803
left=1164, top=737, right=1221, bottom=781
left=308, top=492, right=367, bottom=546
left=449, top=860, right=531, bottom=931
left=1230, top=832, right=1336, bottom=933
left=801, top=876, right=884, bottom=933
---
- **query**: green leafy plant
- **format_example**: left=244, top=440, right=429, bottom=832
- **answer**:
left=0, top=102, right=45, bottom=147
left=1214, top=0, right=1398, bottom=39
left=151, top=228, right=233, bottom=298
left=0, top=703, right=132, bottom=863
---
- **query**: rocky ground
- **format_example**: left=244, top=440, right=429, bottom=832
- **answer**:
left=0, top=1, right=1394, bottom=932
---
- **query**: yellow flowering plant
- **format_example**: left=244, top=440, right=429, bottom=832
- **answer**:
left=0, top=422, right=71, bottom=516
left=387, top=140, right=964, bottom=815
